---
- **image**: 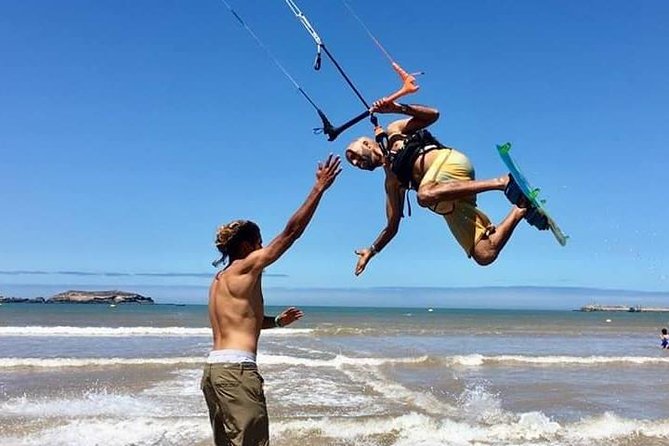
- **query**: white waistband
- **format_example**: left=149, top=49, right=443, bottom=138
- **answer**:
left=207, top=349, right=256, bottom=364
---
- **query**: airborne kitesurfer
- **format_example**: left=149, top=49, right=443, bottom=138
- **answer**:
left=345, top=98, right=548, bottom=275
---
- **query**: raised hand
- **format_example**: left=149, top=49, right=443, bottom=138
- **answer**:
left=315, top=154, right=342, bottom=190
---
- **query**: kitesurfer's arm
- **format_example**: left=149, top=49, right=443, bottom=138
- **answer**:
left=354, top=171, right=404, bottom=276
left=371, top=99, right=439, bottom=135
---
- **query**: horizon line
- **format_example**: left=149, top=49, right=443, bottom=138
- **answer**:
left=1, top=283, right=667, bottom=295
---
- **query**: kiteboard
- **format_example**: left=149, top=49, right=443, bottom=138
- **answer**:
left=497, top=143, right=568, bottom=246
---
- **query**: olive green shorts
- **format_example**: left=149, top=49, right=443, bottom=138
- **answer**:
left=201, top=363, right=269, bottom=446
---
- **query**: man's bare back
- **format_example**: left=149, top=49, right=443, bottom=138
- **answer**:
left=208, top=264, right=265, bottom=354
left=206, top=155, right=341, bottom=355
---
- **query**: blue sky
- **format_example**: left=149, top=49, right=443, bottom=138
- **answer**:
left=1, top=0, right=668, bottom=297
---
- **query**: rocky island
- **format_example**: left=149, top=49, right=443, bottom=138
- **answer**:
left=0, top=290, right=154, bottom=304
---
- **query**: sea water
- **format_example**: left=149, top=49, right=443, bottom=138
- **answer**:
left=1, top=303, right=668, bottom=445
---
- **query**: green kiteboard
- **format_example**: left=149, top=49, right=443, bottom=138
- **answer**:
left=497, top=143, right=568, bottom=246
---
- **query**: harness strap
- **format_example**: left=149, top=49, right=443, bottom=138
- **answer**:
left=371, top=115, right=389, bottom=157
left=404, top=189, right=412, bottom=217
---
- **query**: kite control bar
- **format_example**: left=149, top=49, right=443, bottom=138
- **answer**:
left=320, top=109, right=369, bottom=141
left=319, top=62, right=421, bottom=141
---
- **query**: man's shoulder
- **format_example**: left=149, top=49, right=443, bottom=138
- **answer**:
left=210, top=264, right=260, bottom=300
left=218, top=257, right=263, bottom=278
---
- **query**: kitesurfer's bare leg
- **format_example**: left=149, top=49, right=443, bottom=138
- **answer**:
left=471, top=206, right=527, bottom=266
left=416, top=175, right=508, bottom=207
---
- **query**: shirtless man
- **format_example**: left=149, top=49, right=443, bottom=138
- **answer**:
left=345, top=99, right=547, bottom=275
left=201, top=154, right=341, bottom=446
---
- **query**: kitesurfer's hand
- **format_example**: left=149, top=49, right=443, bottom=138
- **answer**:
left=315, top=154, right=342, bottom=191
left=370, top=98, right=401, bottom=114
left=354, top=247, right=374, bottom=276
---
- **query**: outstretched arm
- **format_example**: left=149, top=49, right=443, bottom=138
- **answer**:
left=354, top=172, right=404, bottom=276
left=371, top=99, right=440, bottom=135
left=245, top=155, right=341, bottom=272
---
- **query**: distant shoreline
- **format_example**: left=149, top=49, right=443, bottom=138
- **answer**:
left=578, top=304, right=669, bottom=313
left=3, top=284, right=669, bottom=310
left=0, top=290, right=154, bottom=305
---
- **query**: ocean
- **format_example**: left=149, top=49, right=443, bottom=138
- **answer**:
left=1, top=303, right=668, bottom=445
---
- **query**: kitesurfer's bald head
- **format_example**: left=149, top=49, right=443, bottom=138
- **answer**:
left=345, top=137, right=383, bottom=171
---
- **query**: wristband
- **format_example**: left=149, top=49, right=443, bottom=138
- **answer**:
left=369, top=244, right=378, bottom=255
left=274, top=315, right=284, bottom=328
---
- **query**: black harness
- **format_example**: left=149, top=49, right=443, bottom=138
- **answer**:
left=389, top=129, right=441, bottom=190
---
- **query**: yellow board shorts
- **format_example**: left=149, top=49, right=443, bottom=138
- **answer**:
left=420, top=148, right=494, bottom=257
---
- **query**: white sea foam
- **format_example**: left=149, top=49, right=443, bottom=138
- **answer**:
left=0, top=357, right=204, bottom=368
left=3, top=352, right=667, bottom=369
left=5, top=411, right=669, bottom=446
left=266, top=368, right=375, bottom=412
left=0, top=417, right=211, bottom=446
left=451, top=353, right=485, bottom=366
left=1, top=390, right=163, bottom=418
left=1, top=374, right=207, bottom=422
left=0, top=353, right=428, bottom=369
left=265, top=352, right=669, bottom=368
left=271, top=411, right=669, bottom=445
left=2, top=377, right=669, bottom=445
left=564, top=412, right=669, bottom=442
left=259, top=353, right=430, bottom=368
left=0, top=325, right=313, bottom=337
left=457, top=384, right=511, bottom=424
left=338, top=365, right=458, bottom=417
left=142, top=368, right=204, bottom=398
left=448, top=354, right=669, bottom=366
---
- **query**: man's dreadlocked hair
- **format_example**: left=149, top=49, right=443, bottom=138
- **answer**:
left=212, top=220, right=261, bottom=267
